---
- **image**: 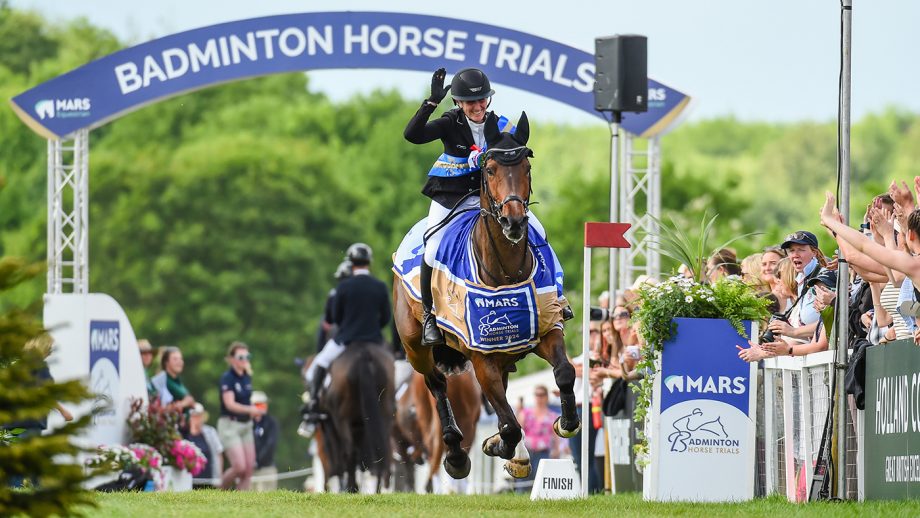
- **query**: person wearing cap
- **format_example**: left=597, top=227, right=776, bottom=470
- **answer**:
left=766, top=231, right=827, bottom=341
left=250, top=391, right=278, bottom=492
left=404, top=67, right=571, bottom=349
left=137, top=339, right=157, bottom=398
left=185, top=403, right=223, bottom=488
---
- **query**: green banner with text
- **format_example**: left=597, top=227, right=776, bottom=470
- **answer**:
left=865, top=339, right=920, bottom=499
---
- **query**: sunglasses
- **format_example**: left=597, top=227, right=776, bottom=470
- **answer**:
left=235, top=354, right=251, bottom=361
left=613, top=311, right=630, bottom=319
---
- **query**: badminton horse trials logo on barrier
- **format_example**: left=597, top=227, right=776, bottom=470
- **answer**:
left=667, top=407, right=740, bottom=455
left=466, top=283, right=537, bottom=352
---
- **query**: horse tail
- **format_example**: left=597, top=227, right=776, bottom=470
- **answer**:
left=354, top=346, right=391, bottom=478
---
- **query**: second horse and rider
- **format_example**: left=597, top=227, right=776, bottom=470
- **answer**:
left=302, top=67, right=580, bottom=484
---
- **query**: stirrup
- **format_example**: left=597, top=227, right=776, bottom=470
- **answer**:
left=422, top=312, right=446, bottom=347
left=562, top=305, right=575, bottom=321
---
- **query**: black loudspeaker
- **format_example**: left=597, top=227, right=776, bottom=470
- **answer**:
left=594, top=35, right=648, bottom=113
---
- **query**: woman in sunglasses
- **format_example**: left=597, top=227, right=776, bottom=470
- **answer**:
left=218, top=341, right=264, bottom=490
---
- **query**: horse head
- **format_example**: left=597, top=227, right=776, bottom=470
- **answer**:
left=481, top=112, right=533, bottom=244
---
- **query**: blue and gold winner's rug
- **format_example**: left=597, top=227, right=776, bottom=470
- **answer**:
left=393, top=211, right=563, bottom=354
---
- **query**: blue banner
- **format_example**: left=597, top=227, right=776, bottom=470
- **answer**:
left=10, top=12, right=689, bottom=139
left=89, top=320, right=120, bottom=417
left=660, top=318, right=753, bottom=415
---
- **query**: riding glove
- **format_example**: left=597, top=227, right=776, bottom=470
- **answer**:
left=428, top=68, right=451, bottom=104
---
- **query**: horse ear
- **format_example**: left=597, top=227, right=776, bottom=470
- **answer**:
left=514, top=112, right=530, bottom=145
left=485, top=116, right=502, bottom=147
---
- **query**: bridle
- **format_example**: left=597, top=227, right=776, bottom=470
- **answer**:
left=479, top=145, right=533, bottom=225
left=475, top=145, right=534, bottom=285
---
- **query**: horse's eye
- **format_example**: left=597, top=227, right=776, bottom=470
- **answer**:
left=485, top=167, right=494, bottom=176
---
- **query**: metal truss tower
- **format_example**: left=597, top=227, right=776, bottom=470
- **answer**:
left=46, top=129, right=90, bottom=294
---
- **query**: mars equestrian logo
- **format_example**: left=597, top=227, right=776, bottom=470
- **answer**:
left=667, top=408, right=740, bottom=454
left=34, top=98, right=91, bottom=120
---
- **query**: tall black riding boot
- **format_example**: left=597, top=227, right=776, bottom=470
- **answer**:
left=303, top=365, right=328, bottom=423
left=420, top=262, right=446, bottom=347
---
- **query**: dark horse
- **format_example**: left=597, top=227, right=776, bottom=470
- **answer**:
left=316, top=343, right=395, bottom=492
left=393, top=112, right=580, bottom=480
left=393, top=369, right=481, bottom=492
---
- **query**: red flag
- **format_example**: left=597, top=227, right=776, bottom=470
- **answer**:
left=584, top=222, right=631, bottom=248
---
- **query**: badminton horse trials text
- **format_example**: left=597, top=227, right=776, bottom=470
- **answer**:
left=113, top=22, right=599, bottom=95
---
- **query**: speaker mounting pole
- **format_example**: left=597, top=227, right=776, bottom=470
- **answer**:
left=608, top=111, right=622, bottom=310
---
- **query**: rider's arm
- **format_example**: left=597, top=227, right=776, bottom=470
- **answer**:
left=404, top=103, right=451, bottom=144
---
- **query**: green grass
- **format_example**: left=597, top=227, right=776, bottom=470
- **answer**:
left=88, top=491, right=920, bottom=517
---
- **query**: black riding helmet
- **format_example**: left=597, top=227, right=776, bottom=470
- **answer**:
left=450, top=68, right=495, bottom=101
left=345, top=243, right=372, bottom=266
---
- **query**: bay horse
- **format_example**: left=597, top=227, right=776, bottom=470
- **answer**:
left=393, top=112, right=580, bottom=480
left=316, top=343, right=395, bottom=492
left=393, top=369, right=481, bottom=492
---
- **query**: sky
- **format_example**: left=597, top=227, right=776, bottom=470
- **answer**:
left=11, top=0, right=920, bottom=126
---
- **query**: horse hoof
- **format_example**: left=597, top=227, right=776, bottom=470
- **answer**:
left=553, top=416, right=581, bottom=439
left=445, top=454, right=472, bottom=479
left=503, top=458, right=531, bottom=479
left=482, top=433, right=502, bottom=457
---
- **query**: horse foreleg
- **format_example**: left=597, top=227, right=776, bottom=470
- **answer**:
left=423, top=369, right=471, bottom=480
left=472, top=354, right=523, bottom=461
left=534, top=329, right=581, bottom=438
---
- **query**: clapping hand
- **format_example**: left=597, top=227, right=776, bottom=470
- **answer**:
left=889, top=180, right=915, bottom=212
left=870, top=206, right=895, bottom=242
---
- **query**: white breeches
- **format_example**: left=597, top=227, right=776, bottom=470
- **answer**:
left=304, top=339, right=345, bottom=383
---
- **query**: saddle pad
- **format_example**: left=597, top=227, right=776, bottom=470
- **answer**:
left=393, top=211, right=563, bottom=354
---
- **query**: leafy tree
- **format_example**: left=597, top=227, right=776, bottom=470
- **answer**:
left=0, top=257, right=97, bottom=516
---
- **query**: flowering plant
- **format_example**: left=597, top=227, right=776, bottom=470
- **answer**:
left=85, top=444, right=139, bottom=473
left=126, top=397, right=182, bottom=460
left=167, top=439, right=207, bottom=476
left=128, top=443, right=166, bottom=490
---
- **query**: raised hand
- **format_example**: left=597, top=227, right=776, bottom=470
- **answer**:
left=889, top=180, right=915, bottom=212
left=820, top=191, right=839, bottom=226
left=428, top=68, right=450, bottom=104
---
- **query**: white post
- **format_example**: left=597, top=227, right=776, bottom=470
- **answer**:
left=581, top=246, right=592, bottom=497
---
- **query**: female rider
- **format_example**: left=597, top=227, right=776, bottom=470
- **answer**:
left=404, top=67, right=569, bottom=347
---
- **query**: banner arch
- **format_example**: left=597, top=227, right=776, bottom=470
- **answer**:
left=11, top=11, right=688, bottom=140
